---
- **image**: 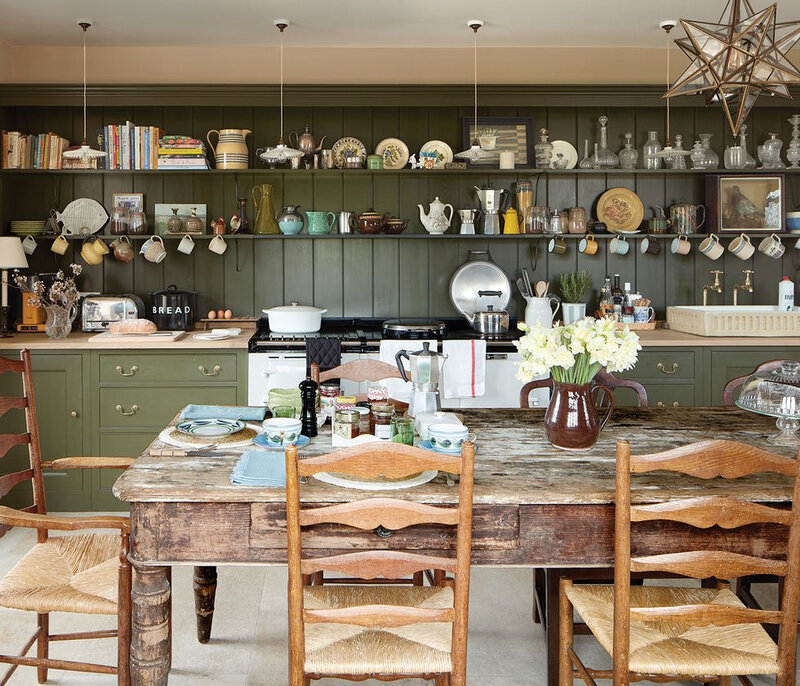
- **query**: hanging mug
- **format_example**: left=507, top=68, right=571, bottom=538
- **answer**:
left=113, top=235, right=135, bottom=263
left=728, top=233, right=755, bottom=260
left=671, top=235, right=691, bottom=255
left=640, top=236, right=661, bottom=255
left=22, top=236, right=37, bottom=255
left=578, top=234, right=598, bottom=255
left=51, top=234, right=69, bottom=255
left=699, top=234, right=724, bottom=260
left=758, top=233, right=785, bottom=259
left=609, top=235, right=630, bottom=255
left=177, top=234, right=196, bottom=255
left=548, top=236, right=567, bottom=255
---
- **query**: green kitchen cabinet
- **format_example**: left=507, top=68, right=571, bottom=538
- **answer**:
left=615, top=347, right=704, bottom=408
left=708, top=348, right=800, bottom=406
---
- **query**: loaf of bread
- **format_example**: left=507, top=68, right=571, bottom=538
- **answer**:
left=109, top=318, right=158, bottom=335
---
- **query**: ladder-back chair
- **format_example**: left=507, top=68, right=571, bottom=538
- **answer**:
left=723, top=359, right=785, bottom=407
left=0, top=349, right=135, bottom=684
left=285, top=440, right=474, bottom=685
left=310, top=359, right=410, bottom=410
left=560, top=439, right=800, bottom=685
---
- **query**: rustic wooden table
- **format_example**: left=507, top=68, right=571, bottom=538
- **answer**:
left=113, top=407, right=796, bottom=686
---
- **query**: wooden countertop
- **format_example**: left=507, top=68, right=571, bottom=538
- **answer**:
left=113, top=407, right=795, bottom=506
left=0, top=328, right=796, bottom=351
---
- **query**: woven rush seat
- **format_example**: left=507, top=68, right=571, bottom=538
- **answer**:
left=0, top=532, right=120, bottom=615
left=566, top=584, right=778, bottom=676
left=303, top=585, right=454, bottom=675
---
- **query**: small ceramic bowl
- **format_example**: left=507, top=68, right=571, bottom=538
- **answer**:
left=428, top=423, right=469, bottom=453
left=279, top=220, right=303, bottom=236
left=262, top=417, right=303, bottom=446
left=383, top=218, right=408, bottom=234
left=787, top=212, right=800, bottom=233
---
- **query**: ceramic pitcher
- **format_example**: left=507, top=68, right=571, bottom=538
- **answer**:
left=207, top=128, right=251, bottom=170
left=524, top=295, right=560, bottom=329
left=252, top=184, right=280, bottom=235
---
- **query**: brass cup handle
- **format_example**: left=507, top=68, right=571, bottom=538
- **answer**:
left=199, top=365, right=221, bottom=377
left=115, top=365, right=139, bottom=377
left=115, top=404, right=139, bottom=416
left=657, top=362, right=678, bottom=375
left=657, top=401, right=680, bottom=408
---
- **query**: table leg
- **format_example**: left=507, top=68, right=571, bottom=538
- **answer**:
left=546, top=570, right=560, bottom=686
left=193, top=565, right=218, bottom=644
left=130, top=562, right=171, bottom=686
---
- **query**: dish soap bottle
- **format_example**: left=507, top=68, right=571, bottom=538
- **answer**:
left=779, top=276, right=795, bottom=311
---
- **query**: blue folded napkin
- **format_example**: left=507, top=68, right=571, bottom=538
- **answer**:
left=181, top=404, right=267, bottom=422
left=231, top=450, right=286, bottom=487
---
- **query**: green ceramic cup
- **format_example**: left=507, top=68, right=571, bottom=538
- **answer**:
left=306, top=211, right=337, bottom=235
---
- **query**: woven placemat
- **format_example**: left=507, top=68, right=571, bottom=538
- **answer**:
left=168, top=426, right=258, bottom=446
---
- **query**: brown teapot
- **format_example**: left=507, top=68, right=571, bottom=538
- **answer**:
left=356, top=209, right=389, bottom=235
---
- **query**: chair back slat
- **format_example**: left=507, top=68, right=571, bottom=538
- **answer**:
left=304, top=605, right=454, bottom=628
left=0, top=396, right=27, bottom=417
left=0, top=358, right=24, bottom=374
left=630, top=496, right=792, bottom=528
left=300, top=550, right=457, bottom=579
left=297, top=442, right=462, bottom=478
left=631, top=439, right=798, bottom=478
left=630, top=550, right=787, bottom=578
left=299, top=498, right=459, bottom=530
left=629, top=604, right=783, bottom=626
left=316, top=359, right=405, bottom=384
left=0, top=469, right=34, bottom=499
left=0, top=433, right=31, bottom=459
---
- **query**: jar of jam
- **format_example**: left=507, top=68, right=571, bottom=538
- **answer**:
left=371, top=403, right=395, bottom=440
left=335, top=395, right=357, bottom=411
left=334, top=409, right=360, bottom=439
left=354, top=406, right=371, bottom=435
left=367, top=384, right=389, bottom=403
left=319, top=381, right=341, bottom=415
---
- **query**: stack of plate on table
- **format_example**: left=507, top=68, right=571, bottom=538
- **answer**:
left=175, top=418, right=246, bottom=438
left=9, top=220, right=46, bottom=236
left=230, top=451, right=286, bottom=487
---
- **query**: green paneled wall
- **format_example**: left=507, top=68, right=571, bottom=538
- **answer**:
left=2, top=92, right=800, bottom=319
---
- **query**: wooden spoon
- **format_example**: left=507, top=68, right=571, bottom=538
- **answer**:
left=535, top=280, right=548, bottom=298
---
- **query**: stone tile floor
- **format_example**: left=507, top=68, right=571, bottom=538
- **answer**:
left=0, top=525, right=789, bottom=684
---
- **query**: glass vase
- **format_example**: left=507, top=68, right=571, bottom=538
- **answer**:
left=699, top=133, right=719, bottom=169
left=787, top=115, right=800, bottom=169
left=643, top=130, right=662, bottom=170
left=44, top=305, right=76, bottom=340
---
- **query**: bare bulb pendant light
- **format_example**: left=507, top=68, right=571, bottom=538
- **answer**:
left=455, top=20, right=494, bottom=162
left=62, top=20, right=106, bottom=164
left=258, top=21, right=303, bottom=165
left=650, top=21, right=692, bottom=164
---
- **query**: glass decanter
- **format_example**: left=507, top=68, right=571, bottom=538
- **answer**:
left=698, top=133, right=719, bottom=169
left=579, top=139, right=593, bottom=169
left=664, top=134, right=688, bottom=169
left=760, top=133, right=786, bottom=170
left=534, top=128, right=554, bottom=168
left=740, top=124, right=757, bottom=169
left=618, top=132, right=638, bottom=169
left=643, top=130, right=662, bottom=170
left=690, top=140, right=705, bottom=169
left=787, top=114, right=800, bottom=169
left=594, top=116, right=619, bottom=168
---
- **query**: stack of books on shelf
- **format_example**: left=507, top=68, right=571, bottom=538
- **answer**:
left=157, top=136, right=210, bottom=170
left=1, top=130, right=70, bottom=169
left=98, top=121, right=161, bottom=170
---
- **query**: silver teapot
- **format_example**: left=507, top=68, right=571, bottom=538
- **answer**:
left=289, top=123, right=327, bottom=164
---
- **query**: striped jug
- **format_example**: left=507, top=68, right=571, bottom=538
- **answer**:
left=206, top=128, right=251, bottom=170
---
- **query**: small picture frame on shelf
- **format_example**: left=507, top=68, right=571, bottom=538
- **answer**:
left=705, top=174, right=785, bottom=233
left=154, top=203, right=207, bottom=235
left=460, top=116, right=535, bottom=168
left=112, top=192, right=144, bottom=213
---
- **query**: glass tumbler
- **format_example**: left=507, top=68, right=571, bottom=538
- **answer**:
left=390, top=417, right=415, bottom=446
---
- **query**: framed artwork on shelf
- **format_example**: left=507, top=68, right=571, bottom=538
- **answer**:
left=460, top=116, right=535, bottom=167
left=112, top=192, right=144, bottom=213
left=706, top=174, right=785, bottom=233
left=154, top=204, right=207, bottom=235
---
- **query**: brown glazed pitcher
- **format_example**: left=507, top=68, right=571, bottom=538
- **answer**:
left=525, top=378, right=614, bottom=451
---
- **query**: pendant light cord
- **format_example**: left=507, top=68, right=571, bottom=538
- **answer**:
left=473, top=28, right=478, bottom=135
left=81, top=24, right=88, bottom=144
left=279, top=25, right=285, bottom=141
left=664, top=23, right=672, bottom=143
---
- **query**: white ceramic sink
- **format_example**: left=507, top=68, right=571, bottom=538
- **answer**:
left=666, top=305, right=800, bottom=337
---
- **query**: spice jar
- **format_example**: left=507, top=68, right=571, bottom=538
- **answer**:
left=319, top=382, right=341, bottom=415
left=354, top=406, right=371, bottom=435
left=128, top=211, right=147, bottom=236
left=109, top=208, right=129, bottom=235
left=334, top=409, right=360, bottom=439
left=371, top=403, right=395, bottom=439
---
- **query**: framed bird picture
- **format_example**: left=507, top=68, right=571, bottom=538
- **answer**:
left=706, top=174, right=785, bottom=233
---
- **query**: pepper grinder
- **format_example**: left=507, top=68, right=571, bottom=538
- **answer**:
left=299, top=376, right=318, bottom=438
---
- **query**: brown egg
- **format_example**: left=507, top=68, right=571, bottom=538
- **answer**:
left=224, top=309, right=233, bottom=319
left=217, top=309, right=225, bottom=319
left=207, top=310, right=217, bottom=319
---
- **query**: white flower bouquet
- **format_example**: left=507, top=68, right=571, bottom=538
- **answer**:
left=514, top=317, right=641, bottom=385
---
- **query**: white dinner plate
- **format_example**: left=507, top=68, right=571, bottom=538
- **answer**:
left=549, top=140, right=578, bottom=169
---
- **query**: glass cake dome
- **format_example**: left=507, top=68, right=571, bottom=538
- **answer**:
left=735, top=360, right=800, bottom=445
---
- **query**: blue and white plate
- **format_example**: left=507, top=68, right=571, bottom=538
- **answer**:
left=175, top=418, right=245, bottom=437
left=253, top=434, right=311, bottom=450
left=419, top=440, right=477, bottom=454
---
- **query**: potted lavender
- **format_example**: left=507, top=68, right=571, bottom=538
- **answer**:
left=14, top=265, right=82, bottom=339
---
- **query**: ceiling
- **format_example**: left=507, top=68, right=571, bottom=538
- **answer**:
left=2, top=0, right=799, bottom=48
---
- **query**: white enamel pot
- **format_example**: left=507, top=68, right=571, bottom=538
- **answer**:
left=262, top=302, right=327, bottom=333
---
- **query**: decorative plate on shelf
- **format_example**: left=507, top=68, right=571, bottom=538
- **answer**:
left=596, top=187, right=644, bottom=233
left=175, top=418, right=246, bottom=437
left=331, top=137, right=367, bottom=169
left=375, top=137, right=410, bottom=169
left=549, top=140, right=578, bottom=169
left=56, top=198, right=109, bottom=236
left=419, top=140, right=454, bottom=169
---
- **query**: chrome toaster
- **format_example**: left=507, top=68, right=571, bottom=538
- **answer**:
left=81, top=295, right=145, bottom=332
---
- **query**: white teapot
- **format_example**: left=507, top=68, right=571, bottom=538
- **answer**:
left=418, top=196, right=454, bottom=235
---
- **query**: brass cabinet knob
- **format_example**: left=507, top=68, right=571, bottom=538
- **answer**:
left=70, top=410, right=78, bottom=418
left=199, top=365, right=221, bottom=377
left=657, top=362, right=678, bottom=375
left=657, top=401, right=680, bottom=408
left=115, top=365, right=139, bottom=377
left=115, top=404, right=139, bottom=416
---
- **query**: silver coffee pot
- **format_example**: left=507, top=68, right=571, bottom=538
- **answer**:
left=395, top=342, right=448, bottom=418
left=474, top=186, right=508, bottom=235
left=458, top=208, right=481, bottom=235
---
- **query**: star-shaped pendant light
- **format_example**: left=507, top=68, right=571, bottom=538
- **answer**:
left=665, top=0, right=800, bottom=136
left=62, top=21, right=106, bottom=164
left=258, top=20, right=303, bottom=166
left=455, top=20, right=495, bottom=163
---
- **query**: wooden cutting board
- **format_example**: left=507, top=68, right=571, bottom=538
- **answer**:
left=88, top=330, right=187, bottom=343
